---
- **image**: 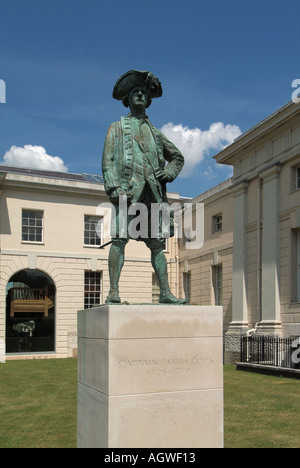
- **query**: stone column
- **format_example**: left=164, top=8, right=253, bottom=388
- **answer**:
left=225, top=181, right=249, bottom=363
left=258, top=164, right=282, bottom=335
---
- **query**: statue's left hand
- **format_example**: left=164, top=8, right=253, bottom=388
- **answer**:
left=155, top=169, right=172, bottom=183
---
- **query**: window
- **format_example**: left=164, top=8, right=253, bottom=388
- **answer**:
left=213, top=265, right=223, bottom=306
left=291, top=229, right=300, bottom=303
left=183, top=272, right=191, bottom=304
left=213, top=214, right=223, bottom=233
left=22, top=210, right=43, bottom=243
left=84, top=271, right=102, bottom=309
left=84, top=215, right=103, bottom=246
left=291, top=165, right=300, bottom=191
left=152, top=274, right=160, bottom=304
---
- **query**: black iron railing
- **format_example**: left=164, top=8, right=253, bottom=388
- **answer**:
left=240, top=335, right=300, bottom=369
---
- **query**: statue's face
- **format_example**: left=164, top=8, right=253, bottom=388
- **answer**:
left=129, top=87, right=149, bottom=111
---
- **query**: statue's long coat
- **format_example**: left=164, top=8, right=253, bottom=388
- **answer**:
left=102, top=117, right=184, bottom=206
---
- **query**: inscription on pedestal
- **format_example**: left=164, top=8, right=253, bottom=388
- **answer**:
left=118, top=354, right=215, bottom=377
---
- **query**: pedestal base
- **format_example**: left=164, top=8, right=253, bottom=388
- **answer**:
left=77, top=305, right=223, bottom=448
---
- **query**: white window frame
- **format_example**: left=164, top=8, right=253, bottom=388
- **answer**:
left=84, top=271, right=102, bottom=308
left=84, top=215, right=103, bottom=247
left=22, top=209, right=44, bottom=244
left=183, top=272, right=191, bottom=304
left=291, top=165, right=300, bottom=191
left=297, top=167, right=300, bottom=190
left=152, top=273, right=160, bottom=304
left=213, top=264, right=223, bottom=306
left=213, top=214, right=223, bottom=233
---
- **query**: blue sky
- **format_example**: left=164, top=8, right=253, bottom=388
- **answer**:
left=0, top=0, right=299, bottom=198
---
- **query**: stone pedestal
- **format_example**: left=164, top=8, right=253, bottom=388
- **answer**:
left=77, top=305, right=223, bottom=448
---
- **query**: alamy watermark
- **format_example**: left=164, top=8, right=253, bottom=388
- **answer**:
left=96, top=197, right=204, bottom=250
left=0, top=79, right=6, bottom=103
left=291, top=79, right=300, bottom=104
left=292, top=337, right=300, bottom=365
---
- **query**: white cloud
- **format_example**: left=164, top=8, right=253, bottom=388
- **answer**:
left=160, top=122, right=242, bottom=177
left=2, top=145, right=68, bottom=172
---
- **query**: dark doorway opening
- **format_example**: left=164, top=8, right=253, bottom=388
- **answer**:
left=6, top=269, right=56, bottom=354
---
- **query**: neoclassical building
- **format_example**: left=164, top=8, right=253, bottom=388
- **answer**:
left=0, top=100, right=300, bottom=363
left=0, top=167, right=181, bottom=360
left=216, top=101, right=300, bottom=361
left=180, top=100, right=300, bottom=362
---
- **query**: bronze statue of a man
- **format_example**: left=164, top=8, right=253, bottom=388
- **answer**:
left=102, top=70, right=186, bottom=305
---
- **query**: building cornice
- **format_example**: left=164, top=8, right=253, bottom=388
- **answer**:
left=0, top=169, right=183, bottom=202
left=215, top=101, right=300, bottom=166
left=1, top=173, right=106, bottom=198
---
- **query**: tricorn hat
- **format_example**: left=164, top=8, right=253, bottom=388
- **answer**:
left=113, top=70, right=163, bottom=101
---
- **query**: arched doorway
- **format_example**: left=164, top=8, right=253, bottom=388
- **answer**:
left=6, top=269, right=56, bottom=354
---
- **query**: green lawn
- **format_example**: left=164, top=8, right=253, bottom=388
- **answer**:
left=0, top=359, right=77, bottom=448
left=224, top=365, right=300, bottom=448
left=0, top=360, right=299, bottom=448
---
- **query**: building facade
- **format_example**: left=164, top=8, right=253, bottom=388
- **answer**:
left=1, top=101, right=300, bottom=363
left=179, top=101, right=300, bottom=362
left=0, top=166, right=181, bottom=360
left=215, top=101, right=300, bottom=362
left=178, top=178, right=233, bottom=332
